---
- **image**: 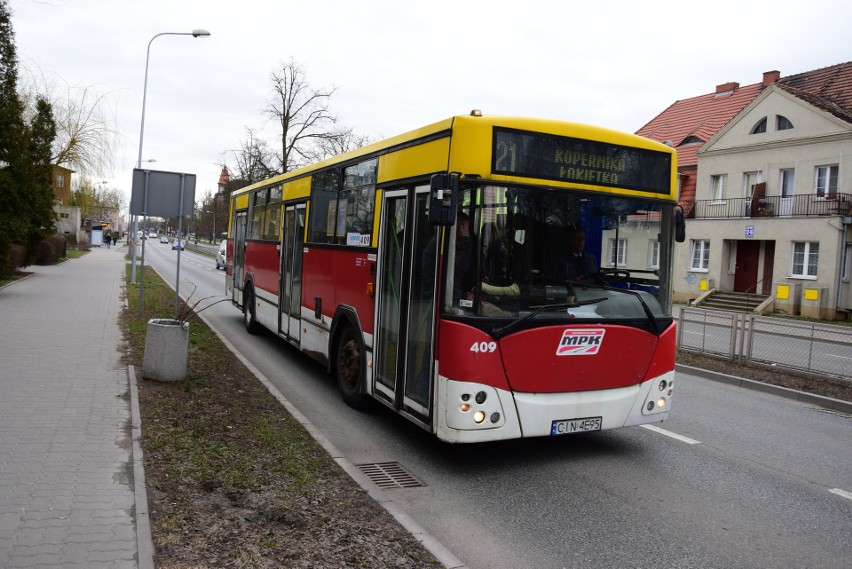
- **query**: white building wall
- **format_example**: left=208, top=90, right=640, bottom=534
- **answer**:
left=674, top=86, right=852, bottom=319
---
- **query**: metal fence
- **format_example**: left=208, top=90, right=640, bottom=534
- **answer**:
left=676, top=307, right=852, bottom=382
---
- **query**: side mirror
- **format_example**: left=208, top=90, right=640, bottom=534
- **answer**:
left=675, top=205, right=686, bottom=243
left=429, top=172, right=460, bottom=226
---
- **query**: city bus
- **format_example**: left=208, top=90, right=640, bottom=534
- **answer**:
left=225, top=113, right=683, bottom=443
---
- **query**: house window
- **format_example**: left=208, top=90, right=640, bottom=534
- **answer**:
left=750, top=118, right=767, bottom=134
left=791, top=242, right=819, bottom=278
left=647, top=240, right=660, bottom=269
left=842, top=244, right=851, bottom=283
left=776, top=115, right=793, bottom=130
left=690, top=240, right=710, bottom=271
left=814, top=165, right=838, bottom=197
left=743, top=171, right=761, bottom=198
left=779, top=169, right=795, bottom=198
left=608, top=238, right=627, bottom=267
left=55, top=175, right=64, bottom=188
left=711, top=174, right=727, bottom=200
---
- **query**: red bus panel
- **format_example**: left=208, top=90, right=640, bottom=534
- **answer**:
left=500, top=324, right=665, bottom=393
left=302, top=247, right=376, bottom=335
left=244, top=241, right=279, bottom=295
left=437, top=321, right=511, bottom=391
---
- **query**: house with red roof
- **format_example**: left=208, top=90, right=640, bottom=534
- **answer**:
left=637, top=63, right=852, bottom=320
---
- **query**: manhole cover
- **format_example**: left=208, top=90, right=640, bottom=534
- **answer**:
left=356, top=462, right=424, bottom=489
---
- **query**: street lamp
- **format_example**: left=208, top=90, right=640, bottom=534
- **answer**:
left=130, top=29, right=211, bottom=284
left=204, top=209, right=216, bottom=242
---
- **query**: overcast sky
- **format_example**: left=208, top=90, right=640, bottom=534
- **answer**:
left=8, top=0, right=851, bottom=207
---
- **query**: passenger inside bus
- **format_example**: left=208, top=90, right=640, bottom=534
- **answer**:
left=421, top=211, right=475, bottom=309
left=562, top=226, right=598, bottom=283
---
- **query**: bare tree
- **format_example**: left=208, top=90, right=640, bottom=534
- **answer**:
left=20, top=72, right=119, bottom=177
left=224, top=58, right=371, bottom=182
left=309, top=127, right=374, bottom=162
left=225, top=128, right=277, bottom=184
left=265, top=58, right=341, bottom=173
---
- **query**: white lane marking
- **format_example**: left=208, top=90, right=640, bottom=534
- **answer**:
left=825, top=353, right=852, bottom=361
left=829, top=488, right=852, bottom=501
left=640, top=424, right=701, bottom=445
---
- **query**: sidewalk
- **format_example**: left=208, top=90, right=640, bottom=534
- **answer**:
left=0, top=245, right=150, bottom=568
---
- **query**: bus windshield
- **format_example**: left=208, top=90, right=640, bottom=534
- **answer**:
left=443, top=184, right=675, bottom=330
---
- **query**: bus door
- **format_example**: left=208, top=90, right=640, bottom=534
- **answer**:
left=373, top=186, right=438, bottom=422
left=231, top=210, right=248, bottom=305
left=279, top=203, right=306, bottom=343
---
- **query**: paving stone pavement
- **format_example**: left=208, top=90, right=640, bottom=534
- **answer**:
left=0, top=245, right=150, bottom=569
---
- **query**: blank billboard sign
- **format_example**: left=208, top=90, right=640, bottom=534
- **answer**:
left=130, top=169, right=196, bottom=218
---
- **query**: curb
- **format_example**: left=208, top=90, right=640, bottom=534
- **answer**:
left=676, top=364, right=852, bottom=414
left=128, top=365, right=156, bottom=569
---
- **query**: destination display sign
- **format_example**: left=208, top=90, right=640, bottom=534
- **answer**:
left=492, top=127, right=672, bottom=195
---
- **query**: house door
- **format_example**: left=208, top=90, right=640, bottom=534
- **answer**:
left=734, top=240, right=760, bottom=293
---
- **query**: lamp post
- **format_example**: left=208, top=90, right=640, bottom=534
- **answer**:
left=204, top=209, right=216, bottom=243
left=130, top=29, right=211, bottom=283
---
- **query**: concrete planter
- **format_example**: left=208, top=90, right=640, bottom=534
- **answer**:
left=142, top=318, right=189, bottom=382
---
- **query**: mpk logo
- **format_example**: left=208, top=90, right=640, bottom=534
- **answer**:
left=556, top=329, right=605, bottom=356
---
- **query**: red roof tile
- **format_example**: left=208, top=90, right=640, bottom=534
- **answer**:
left=636, top=83, right=764, bottom=167
left=780, top=62, right=852, bottom=109
left=635, top=62, right=852, bottom=169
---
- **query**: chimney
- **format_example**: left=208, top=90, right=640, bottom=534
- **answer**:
left=763, top=70, right=780, bottom=87
left=715, top=81, right=739, bottom=95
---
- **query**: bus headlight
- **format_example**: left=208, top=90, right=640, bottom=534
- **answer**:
left=446, top=381, right=506, bottom=430
left=641, top=373, right=673, bottom=416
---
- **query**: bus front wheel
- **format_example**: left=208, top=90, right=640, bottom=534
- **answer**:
left=335, top=326, right=369, bottom=409
left=243, top=286, right=261, bottom=334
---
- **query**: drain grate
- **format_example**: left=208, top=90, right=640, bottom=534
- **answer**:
left=356, top=462, right=425, bottom=489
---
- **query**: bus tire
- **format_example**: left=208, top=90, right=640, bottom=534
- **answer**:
left=335, top=326, right=369, bottom=409
left=243, top=286, right=261, bottom=334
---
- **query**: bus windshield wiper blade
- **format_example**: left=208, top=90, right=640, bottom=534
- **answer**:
left=492, top=297, right=608, bottom=338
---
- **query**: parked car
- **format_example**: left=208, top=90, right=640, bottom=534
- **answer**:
left=215, top=239, right=227, bottom=270
left=159, top=236, right=169, bottom=244
left=171, top=239, right=185, bottom=250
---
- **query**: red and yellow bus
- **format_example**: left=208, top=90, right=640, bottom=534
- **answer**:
left=225, top=113, right=682, bottom=443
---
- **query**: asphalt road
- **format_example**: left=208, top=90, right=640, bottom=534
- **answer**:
left=143, top=245, right=852, bottom=569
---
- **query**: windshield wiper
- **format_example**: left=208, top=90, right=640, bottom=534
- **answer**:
left=609, top=288, right=662, bottom=334
left=492, top=297, right=608, bottom=338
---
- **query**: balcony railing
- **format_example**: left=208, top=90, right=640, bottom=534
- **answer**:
left=686, top=193, right=851, bottom=219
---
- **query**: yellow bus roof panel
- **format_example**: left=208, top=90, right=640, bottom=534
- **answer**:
left=234, top=193, right=249, bottom=210
left=377, top=137, right=451, bottom=184
left=283, top=176, right=311, bottom=200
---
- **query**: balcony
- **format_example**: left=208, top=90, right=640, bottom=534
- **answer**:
left=686, top=193, right=851, bottom=219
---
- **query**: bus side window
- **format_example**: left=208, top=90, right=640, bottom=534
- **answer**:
left=307, top=170, right=339, bottom=244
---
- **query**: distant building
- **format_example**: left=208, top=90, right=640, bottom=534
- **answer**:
left=50, top=165, right=85, bottom=243
left=638, top=63, right=852, bottom=320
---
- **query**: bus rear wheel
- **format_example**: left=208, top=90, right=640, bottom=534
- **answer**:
left=335, top=326, right=369, bottom=409
left=243, top=286, right=261, bottom=334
